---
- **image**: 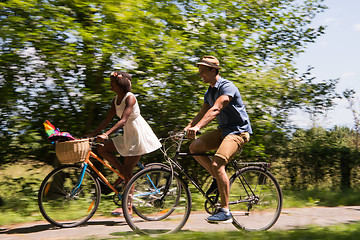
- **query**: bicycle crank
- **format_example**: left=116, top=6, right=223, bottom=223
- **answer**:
left=113, top=192, right=122, bottom=206
left=154, top=199, right=165, bottom=208
left=204, top=196, right=220, bottom=215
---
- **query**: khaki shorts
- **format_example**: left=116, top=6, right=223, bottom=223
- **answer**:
left=196, top=130, right=250, bottom=163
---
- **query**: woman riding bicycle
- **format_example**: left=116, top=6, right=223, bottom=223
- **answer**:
left=84, top=71, right=161, bottom=215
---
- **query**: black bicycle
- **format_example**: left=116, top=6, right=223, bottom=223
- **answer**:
left=121, top=131, right=283, bottom=235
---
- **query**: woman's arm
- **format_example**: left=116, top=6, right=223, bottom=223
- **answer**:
left=104, top=94, right=136, bottom=136
left=87, top=99, right=116, bottom=137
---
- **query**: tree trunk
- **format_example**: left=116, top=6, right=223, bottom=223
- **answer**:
left=340, top=148, right=351, bottom=191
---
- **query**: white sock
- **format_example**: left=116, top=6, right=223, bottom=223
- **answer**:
left=221, top=208, right=230, bottom=214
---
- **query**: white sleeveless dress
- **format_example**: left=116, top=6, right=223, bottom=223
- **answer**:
left=111, top=92, right=161, bottom=156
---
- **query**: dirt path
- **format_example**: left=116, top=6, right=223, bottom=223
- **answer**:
left=2, top=207, right=360, bottom=240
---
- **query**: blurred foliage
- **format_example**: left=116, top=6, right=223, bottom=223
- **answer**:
left=0, top=0, right=340, bottom=180
left=343, top=89, right=360, bottom=149
left=273, top=126, right=360, bottom=191
left=1, top=1, right=360, bottom=225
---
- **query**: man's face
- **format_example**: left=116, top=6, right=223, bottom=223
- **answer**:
left=198, top=65, right=216, bottom=84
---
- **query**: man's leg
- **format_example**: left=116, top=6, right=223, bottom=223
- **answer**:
left=206, top=133, right=249, bottom=223
left=205, top=155, right=232, bottom=223
left=212, top=156, right=229, bottom=208
left=189, top=130, right=222, bottom=177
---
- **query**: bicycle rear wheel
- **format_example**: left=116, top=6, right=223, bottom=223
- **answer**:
left=122, top=166, right=191, bottom=235
left=229, top=166, right=282, bottom=231
left=38, top=164, right=101, bottom=228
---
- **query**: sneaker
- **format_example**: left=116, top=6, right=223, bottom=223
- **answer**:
left=206, top=208, right=233, bottom=224
left=205, top=178, right=218, bottom=195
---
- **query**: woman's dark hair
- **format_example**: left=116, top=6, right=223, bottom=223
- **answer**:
left=110, top=71, right=132, bottom=93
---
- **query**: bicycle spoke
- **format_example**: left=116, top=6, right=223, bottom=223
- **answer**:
left=229, top=167, right=282, bottom=231
left=38, top=165, right=101, bottom=228
left=122, top=167, right=191, bottom=235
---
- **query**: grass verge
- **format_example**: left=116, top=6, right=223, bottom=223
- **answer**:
left=105, top=222, right=360, bottom=240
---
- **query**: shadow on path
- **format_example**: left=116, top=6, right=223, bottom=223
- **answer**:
left=0, top=219, right=128, bottom=235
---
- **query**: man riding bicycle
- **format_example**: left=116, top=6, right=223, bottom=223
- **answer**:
left=185, top=56, right=252, bottom=224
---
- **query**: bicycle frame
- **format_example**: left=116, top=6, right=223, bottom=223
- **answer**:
left=230, top=161, right=271, bottom=203
left=74, top=147, right=162, bottom=197
left=161, top=133, right=272, bottom=209
left=78, top=151, right=125, bottom=195
left=121, top=132, right=282, bottom=234
left=160, top=135, right=220, bottom=208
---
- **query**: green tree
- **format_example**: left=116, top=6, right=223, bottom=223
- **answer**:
left=0, top=0, right=335, bottom=169
left=343, top=89, right=360, bottom=149
left=283, top=126, right=360, bottom=191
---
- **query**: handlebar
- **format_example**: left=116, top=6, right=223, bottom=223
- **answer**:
left=168, top=131, right=186, bottom=140
left=85, top=130, right=200, bottom=151
left=85, top=137, right=104, bottom=147
left=167, top=130, right=202, bottom=140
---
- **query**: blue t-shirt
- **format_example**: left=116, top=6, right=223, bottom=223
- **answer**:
left=204, top=77, right=252, bottom=138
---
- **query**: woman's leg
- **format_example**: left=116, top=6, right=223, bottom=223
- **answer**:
left=122, top=155, right=142, bottom=183
left=111, top=155, right=141, bottom=215
left=96, top=140, right=123, bottom=173
left=124, top=156, right=141, bottom=214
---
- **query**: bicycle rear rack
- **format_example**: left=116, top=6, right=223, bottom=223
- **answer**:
left=233, top=160, right=271, bottom=169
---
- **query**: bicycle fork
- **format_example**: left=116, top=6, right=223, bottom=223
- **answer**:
left=70, top=163, right=88, bottom=197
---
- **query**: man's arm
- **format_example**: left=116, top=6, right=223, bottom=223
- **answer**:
left=184, top=103, right=211, bottom=130
left=187, top=95, right=232, bottom=139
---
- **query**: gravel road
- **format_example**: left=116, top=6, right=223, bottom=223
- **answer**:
left=2, top=206, right=360, bottom=240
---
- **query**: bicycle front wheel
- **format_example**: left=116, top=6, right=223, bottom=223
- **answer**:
left=229, top=166, right=282, bottom=231
left=38, top=164, right=101, bottom=228
left=122, top=166, right=191, bottom=235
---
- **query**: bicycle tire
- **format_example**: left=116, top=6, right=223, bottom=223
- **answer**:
left=122, top=166, right=192, bottom=235
left=38, top=164, right=101, bottom=228
left=132, top=168, right=181, bottom=221
left=131, top=162, right=175, bottom=219
left=144, top=162, right=171, bottom=169
left=112, top=163, right=171, bottom=207
left=229, top=166, right=282, bottom=231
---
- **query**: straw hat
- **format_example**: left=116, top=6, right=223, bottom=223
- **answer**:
left=196, top=56, right=221, bottom=69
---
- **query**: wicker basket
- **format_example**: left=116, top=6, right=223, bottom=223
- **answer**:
left=55, top=139, right=90, bottom=164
